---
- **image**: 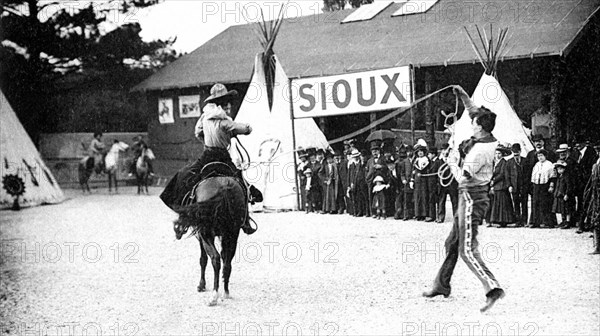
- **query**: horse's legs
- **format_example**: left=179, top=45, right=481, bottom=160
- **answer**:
left=200, top=235, right=221, bottom=306
left=197, top=236, right=208, bottom=292
left=220, top=233, right=239, bottom=299
left=108, top=172, right=112, bottom=192
left=144, top=175, right=149, bottom=194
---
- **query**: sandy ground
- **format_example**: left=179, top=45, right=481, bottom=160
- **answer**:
left=1, top=186, right=599, bottom=336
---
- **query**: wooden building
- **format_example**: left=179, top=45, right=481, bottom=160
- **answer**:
left=133, top=0, right=600, bottom=176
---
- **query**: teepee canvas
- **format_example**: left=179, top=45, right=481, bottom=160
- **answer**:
left=1, top=91, right=65, bottom=209
left=450, top=25, right=533, bottom=156
left=451, top=74, right=534, bottom=156
left=231, top=54, right=330, bottom=211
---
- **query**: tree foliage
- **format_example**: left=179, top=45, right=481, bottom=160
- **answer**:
left=323, top=0, right=374, bottom=11
left=0, top=0, right=178, bottom=139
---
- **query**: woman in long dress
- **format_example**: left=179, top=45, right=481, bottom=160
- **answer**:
left=529, top=149, right=556, bottom=228
left=319, top=153, right=338, bottom=214
left=489, top=145, right=515, bottom=227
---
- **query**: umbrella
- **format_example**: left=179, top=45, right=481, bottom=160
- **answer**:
left=365, top=130, right=396, bottom=143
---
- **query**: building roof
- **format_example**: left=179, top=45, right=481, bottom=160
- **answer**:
left=134, top=0, right=600, bottom=92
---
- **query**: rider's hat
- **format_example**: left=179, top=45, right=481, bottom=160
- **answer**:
left=205, top=83, right=238, bottom=104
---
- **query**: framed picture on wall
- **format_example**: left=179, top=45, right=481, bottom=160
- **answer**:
left=179, top=95, right=201, bottom=118
left=158, top=98, right=174, bottom=124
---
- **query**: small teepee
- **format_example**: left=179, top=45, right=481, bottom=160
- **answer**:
left=1, top=91, right=65, bottom=209
left=231, top=9, right=329, bottom=211
left=450, top=25, right=534, bottom=156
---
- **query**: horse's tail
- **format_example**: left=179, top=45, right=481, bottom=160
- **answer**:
left=174, top=196, right=234, bottom=238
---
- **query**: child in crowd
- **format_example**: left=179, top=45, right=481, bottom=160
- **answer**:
left=552, top=160, right=574, bottom=227
left=372, top=175, right=390, bottom=219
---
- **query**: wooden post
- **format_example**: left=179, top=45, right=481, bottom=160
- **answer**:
left=424, top=69, right=435, bottom=147
left=550, top=58, right=565, bottom=147
left=289, top=79, right=301, bottom=210
left=410, top=65, right=416, bottom=145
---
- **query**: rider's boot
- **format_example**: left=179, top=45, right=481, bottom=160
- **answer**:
left=241, top=217, right=257, bottom=235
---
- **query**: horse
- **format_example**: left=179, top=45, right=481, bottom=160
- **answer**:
left=136, top=155, right=150, bottom=194
left=78, top=156, right=95, bottom=193
left=135, top=146, right=155, bottom=194
left=173, top=164, right=248, bottom=306
left=105, top=141, right=129, bottom=193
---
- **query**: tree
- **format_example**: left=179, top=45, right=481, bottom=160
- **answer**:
left=1, top=0, right=178, bottom=140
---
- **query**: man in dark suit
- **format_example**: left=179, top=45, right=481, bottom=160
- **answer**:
left=507, top=143, right=526, bottom=226
left=334, top=150, right=348, bottom=214
left=576, top=140, right=599, bottom=232
left=554, top=143, right=580, bottom=229
left=427, top=147, right=443, bottom=222
left=394, top=146, right=408, bottom=219
left=366, top=140, right=388, bottom=217
left=349, top=149, right=369, bottom=216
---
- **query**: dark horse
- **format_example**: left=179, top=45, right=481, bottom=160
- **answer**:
left=173, top=168, right=248, bottom=306
left=78, top=156, right=95, bottom=193
left=135, top=154, right=150, bottom=194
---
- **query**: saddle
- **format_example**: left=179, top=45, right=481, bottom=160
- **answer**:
left=181, top=162, right=246, bottom=207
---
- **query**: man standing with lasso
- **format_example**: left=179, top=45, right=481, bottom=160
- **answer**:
left=422, top=85, right=505, bottom=313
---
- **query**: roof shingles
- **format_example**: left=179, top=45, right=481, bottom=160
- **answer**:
left=134, top=0, right=600, bottom=91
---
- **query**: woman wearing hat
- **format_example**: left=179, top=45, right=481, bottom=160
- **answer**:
left=488, top=144, right=515, bottom=227
left=529, top=149, right=556, bottom=228
left=159, top=83, right=259, bottom=234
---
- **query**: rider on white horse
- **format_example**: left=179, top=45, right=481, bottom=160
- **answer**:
left=160, top=83, right=262, bottom=235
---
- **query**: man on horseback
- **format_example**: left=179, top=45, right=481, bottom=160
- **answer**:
left=160, top=83, right=262, bottom=235
left=90, top=132, right=106, bottom=175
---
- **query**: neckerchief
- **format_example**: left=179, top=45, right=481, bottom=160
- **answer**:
left=458, top=134, right=497, bottom=159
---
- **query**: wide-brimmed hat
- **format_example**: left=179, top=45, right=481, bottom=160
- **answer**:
left=556, top=143, right=570, bottom=153
left=554, top=160, right=567, bottom=168
left=414, top=145, right=427, bottom=154
left=204, top=83, right=238, bottom=104
left=496, top=144, right=512, bottom=155
left=531, top=134, right=545, bottom=142
left=511, top=143, right=521, bottom=153
left=350, top=149, right=360, bottom=158
left=303, top=168, right=313, bottom=175
left=373, top=175, right=384, bottom=183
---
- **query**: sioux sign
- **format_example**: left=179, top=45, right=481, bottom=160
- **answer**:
left=291, top=66, right=412, bottom=119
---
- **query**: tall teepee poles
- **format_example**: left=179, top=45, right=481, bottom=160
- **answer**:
left=463, top=24, right=509, bottom=77
left=252, top=3, right=286, bottom=110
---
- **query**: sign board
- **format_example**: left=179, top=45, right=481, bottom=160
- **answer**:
left=158, top=98, right=174, bottom=124
left=291, top=66, right=412, bottom=119
left=178, top=95, right=201, bottom=118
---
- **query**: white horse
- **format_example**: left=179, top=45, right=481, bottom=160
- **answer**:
left=105, top=141, right=129, bottom=193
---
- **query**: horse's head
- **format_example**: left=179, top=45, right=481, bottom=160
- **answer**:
left=173, top=218, right=189, bottom=240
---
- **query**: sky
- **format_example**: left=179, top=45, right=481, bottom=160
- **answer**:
left=135, top=1, right=326, bottom=53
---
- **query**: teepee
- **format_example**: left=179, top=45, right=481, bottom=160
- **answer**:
left=1, top=91, right=65, bottom=209
left=231, top=10, right=329, bottom=211
left=450, top=25, right=534, bottom=156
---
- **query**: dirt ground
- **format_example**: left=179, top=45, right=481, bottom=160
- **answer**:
left=1, top=186, right=599, bottom=336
